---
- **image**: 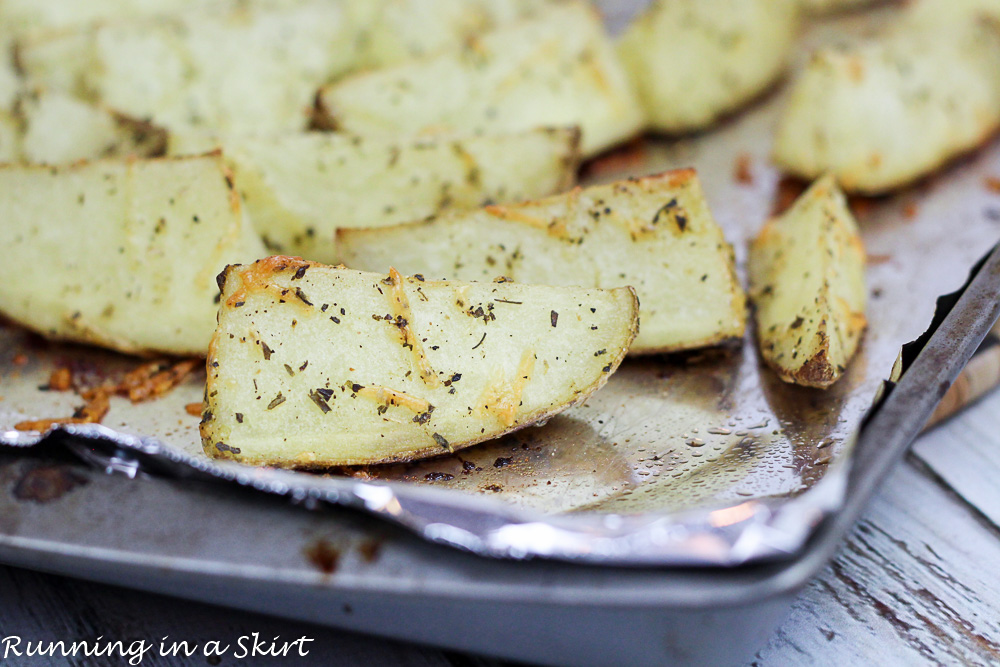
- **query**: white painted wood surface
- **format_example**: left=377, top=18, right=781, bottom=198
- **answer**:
left=750, top=388, right=1000, bottom=666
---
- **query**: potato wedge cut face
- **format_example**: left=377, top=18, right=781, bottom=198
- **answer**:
left=748, top=176, right=867, bottom=388
left=0, top=153, right=265, bottom=356
left=339, top=169, right=746, bottom=354
left=617, top=0, right=799, bottom=134
left=16, top=0, right=545, bottom=139
left=18, top=89, right=166, bottom=164
left=797, top=0, right=879, bottom=14
left=203, top=260, right=638, bottom=467
left=315, top=2, right=644, bottom=158
left=172, top=127, right=580, bottom=264
left=343, top=0, right=549, bottom=70
left=0, top=111, right=19, bottom=162
left=773, top=17, right=1000, bottom=194
left=0, top=45, right=18, bottom=112
left=19, top=1, right=356, bottom=137
left=0, top=0, right=206, bottom=34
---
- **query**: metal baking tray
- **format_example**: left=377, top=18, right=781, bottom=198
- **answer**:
left=2, top=3, right=1000, bottom=664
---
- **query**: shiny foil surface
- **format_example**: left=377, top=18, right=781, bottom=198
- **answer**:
left=2, top=4, right=999, bottom=564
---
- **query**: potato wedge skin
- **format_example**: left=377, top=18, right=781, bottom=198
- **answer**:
left=0, top=152, right=264, bottom=356
left=339, top=169, right=746, bottom=354
left=171, top=127, right=580, bottom=264
left=773, top=16, right=1000, bottom=194
left=202, top=259, right=638, bottom=467
left=748, top=176, right=867, bottom=389
left=315, top=2, right=644, bottom=158
left=617, top=0, right=800, bottom=134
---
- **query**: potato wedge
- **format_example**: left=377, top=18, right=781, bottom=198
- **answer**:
left=0, top=42, right=18, bottom=112
left=314, top=2, right=644, bottom=158
left=0, top=152, right=264, bottom=356
left=339, top=169, right=746, bottom=354
left=797, top=0, right=879, bottom=14
left=18, top=89, right=166, bottom=164
left=202, top=258, right=638, bottom=467
left=772, top=16, right=1000, bottom=194
left=617, top=0, right=800, bottom=134
left=0, top=0, right=207, bottom=34
left=906, top=0, right=1000, bottom=26
left=0, top=109, right=18, bottom=162
left=17, top=0, right=545, bottom=138
left=169, top=127, right=579, bottom=264
left=343, top=0, right=549, bottom=70
left=18, top=1, right=356, bottom=137
left=748, top=175, right=866, bottom=388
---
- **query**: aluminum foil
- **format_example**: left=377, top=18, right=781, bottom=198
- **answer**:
left=2, top=5, right=1000, bottom=565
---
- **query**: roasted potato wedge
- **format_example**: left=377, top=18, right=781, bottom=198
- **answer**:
left=343, top=0, right=549, bottom=70
left=0, top=109, right=18, bottom=162
left=797, top=0, right=879, bottom=14
left=202, top=258, right=638, bottom=467
left=617, top=0, right=800, bottom=134
left=18, top=89, right=166, bottom=163
left=0, top=152, right=264, bottom=356
left=748, top=175, right=866, bottom=388
left=339, top=169, right=746, bottom=354
left=0, top=42, right=18, bottom=112
left=170, top=127, right=580, bottom=264
left=0, top=0, right=207, bottom=34
left=17, top=0, right=544, bottom=138
left=906, top=0, right=1000, bottom=26
left=18, top=1, right=353, bottom=137
left=314, top=2, right=644, bottom=158
left=773, top=15, right=1000, bottom=194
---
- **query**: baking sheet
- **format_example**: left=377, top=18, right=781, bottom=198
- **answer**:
left=2, top=4, right=1000, bottom=565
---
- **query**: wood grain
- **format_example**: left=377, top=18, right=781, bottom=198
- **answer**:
left=752, top=391, right=1000, bottom=666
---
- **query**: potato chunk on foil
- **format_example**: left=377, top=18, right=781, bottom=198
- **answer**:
left=314, top=2, right=644, bottom=158
left=339, top=169, right=746, bottom=355
left=617, top=0, right=800, bottom=134
left=749, top=176, right=867, bottom=388
left=773, top=14, right=1000, bottom=194
left=202, top=259, right=638, bottom=467
left=169, top=127, right=580, bottom=264
left=18, top=89, right=166, bottom=164
left=0, top=153, right=264, bottom=356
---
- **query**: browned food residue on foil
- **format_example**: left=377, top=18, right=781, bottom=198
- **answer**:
left=304, top=539, right=341, bottom=574
left=734, top=153, right=753, bottom=185
left=14, top=358, right=200, bottom=431
left=358, top=538, right=383, bottom=563
left=14, top=388, right=110, bottom=431
left=13, top=465, right=88, bottom=503
left=46, top=367, right=73, bottom=391
left=116, top=358, right=200, bottom=402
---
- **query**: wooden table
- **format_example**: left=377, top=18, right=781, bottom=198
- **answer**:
left=2, top=387, right=998, bottom=666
